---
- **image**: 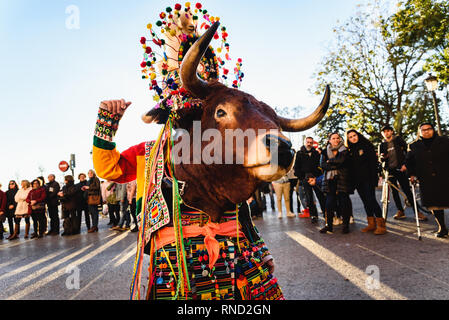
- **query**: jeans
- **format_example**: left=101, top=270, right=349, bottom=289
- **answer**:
left=356, top=182, right=382, bottom=218
left=76, top=205, right=90, bottom=231
left=118, top=201, right=131, bottom=228
left=388, top=169, right=416, bottom=213
left=88, top=205, right=99, bottom=228
left=129, top=198, right=138, bottom=228
left=303, top=181, right=326, bottom=218
left=325, top=179, right=352, bottom=227
left=108, top=203, right=120, bottom=226
left=289, top=179, right=300, bottom=213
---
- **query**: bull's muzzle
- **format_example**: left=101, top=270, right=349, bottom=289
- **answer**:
left=264, top=134, right=295, bottom=169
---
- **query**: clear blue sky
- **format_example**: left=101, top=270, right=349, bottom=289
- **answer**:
left=0, top=0, right=367, bottom=186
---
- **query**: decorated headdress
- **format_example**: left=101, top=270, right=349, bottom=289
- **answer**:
left=131, top=4, right=245, bottom=300
left=139, top=2, right=244, bottom=120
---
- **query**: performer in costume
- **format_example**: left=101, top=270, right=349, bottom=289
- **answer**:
left=92, top=3, right=283, bottom=300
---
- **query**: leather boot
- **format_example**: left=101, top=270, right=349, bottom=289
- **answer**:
left=374, top=217, right=387, bottom=235
left=361, top=217, right=376, bottom=233
left=417, top=211, right=428, bottom=222
left=9, top=224, right=20, bottom=241
left=25, top=223, right=30, bottom=239
left=433, top=211, right=448, bottom=238
left=393, top=210, right=405, bottom=220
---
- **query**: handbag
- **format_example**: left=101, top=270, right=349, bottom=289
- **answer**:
left=88, top=194, right=101, bottom=205
left=31, top=202, right=46, bottom=211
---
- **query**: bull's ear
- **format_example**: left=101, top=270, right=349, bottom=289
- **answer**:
left=142, top=107, right=171, bottom=125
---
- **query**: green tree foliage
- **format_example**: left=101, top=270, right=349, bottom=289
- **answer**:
left=313, top=1, right=440, bottom=144
left=390, top=0, right=449, bottom=85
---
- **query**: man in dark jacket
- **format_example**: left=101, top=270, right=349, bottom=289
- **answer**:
left=46, top=174, right=61, bottom=235
left=74, top=173, right=90, bottom=234
left=294, top=137, right=326, bottom=224
left=379, top=125, right=427, bottom=221
left=58, top=175, right=78, bottom=236
left=406, top=123, right=449, bottom=238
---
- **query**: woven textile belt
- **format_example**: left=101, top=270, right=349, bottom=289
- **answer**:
left=156, top=220, right=244, bottom=269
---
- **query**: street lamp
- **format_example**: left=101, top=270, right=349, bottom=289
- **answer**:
left=424, top=74, right=442, bottom=136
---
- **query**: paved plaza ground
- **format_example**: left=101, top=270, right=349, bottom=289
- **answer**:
left=1, top=191, right=448, bottom=300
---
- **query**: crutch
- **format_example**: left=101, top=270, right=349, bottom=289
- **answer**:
left=410, top=178, right=422, bottom=241
left=381, top=169, right=390, bottom=221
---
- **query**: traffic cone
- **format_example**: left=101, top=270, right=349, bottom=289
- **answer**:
left=298, top=208, right=310, bottom=218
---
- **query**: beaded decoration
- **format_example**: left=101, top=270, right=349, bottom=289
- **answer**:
left=139, top=2, right=244, bottom=113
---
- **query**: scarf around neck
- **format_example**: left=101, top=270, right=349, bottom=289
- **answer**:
left=326, top=141, right=346, bottom=180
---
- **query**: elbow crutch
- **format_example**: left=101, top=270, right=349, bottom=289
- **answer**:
left=381, top=169, right=390, bottom=221
left=409, top=178, right=422, bottom=241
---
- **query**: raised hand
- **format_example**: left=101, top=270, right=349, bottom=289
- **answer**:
left=100, top=99, right=132, bottom=117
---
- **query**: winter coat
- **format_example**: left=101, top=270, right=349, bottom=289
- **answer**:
left=45, top=180, right=60, bottom=207
left=320, top=147, right=353, bottom=194
left=347, top=141, right=379, bottom=188
left=59, top=182, right=78, bottom=212
left=14, top=187, right=32, bottom=216
left=406, top=135, right=449, bottom=208
left=75, top=180, right=88, bottom=209
left=26, top=187, right=47, bottom=214
left=6, top=188, right=18, bottom=217
left=87, top=176, right=101, bottom=197
left=294, top=146, right=323, bottom=180
left=379, top=136, right=408, bottom=170
left=0, top=190, right=6, bottom=217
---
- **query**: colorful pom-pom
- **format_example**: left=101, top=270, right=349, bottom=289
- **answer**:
left=174, top=3, right=182, bottom=10
left=140, top=37, right=146, bottom=44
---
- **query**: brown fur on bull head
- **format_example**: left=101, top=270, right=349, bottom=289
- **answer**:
left=143, top=22, right=330, bottom=222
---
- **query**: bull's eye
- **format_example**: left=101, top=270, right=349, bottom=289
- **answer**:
left=216, top=109, right=227, bottom=118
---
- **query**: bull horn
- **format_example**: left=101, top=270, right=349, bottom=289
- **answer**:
left=278, top=85, right=331, bottom=132
left=180, top=22, right=220, bottom=98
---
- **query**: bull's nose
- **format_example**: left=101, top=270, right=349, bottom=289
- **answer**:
left=264, top=134, right=295, bottom=168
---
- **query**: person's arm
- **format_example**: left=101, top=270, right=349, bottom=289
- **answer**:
left=65, top=186, right=78, bottom=198
left=405, top=143, right=417, bottom=178
left=320, top=153, right=331, bottom=171
left=92, top=100, right=145, bottom=184
left=26, top=190, right=33, bottom=204
left=326, top=149, right=349, bottom=167
left=106, top=182, right=116, bottom=191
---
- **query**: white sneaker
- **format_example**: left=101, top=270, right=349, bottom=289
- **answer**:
left=287, top=212, right=296, bottom=218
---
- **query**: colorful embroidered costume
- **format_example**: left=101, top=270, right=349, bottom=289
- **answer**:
left=93, top=111, right=284, bottom=300
left=92, top=2, right=284, bottom=301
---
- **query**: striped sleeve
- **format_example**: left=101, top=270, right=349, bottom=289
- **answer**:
left=92, top=107, right=146, bottom=183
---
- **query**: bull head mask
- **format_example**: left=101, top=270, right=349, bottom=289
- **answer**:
left=143, top=22, right=330, bottom=220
